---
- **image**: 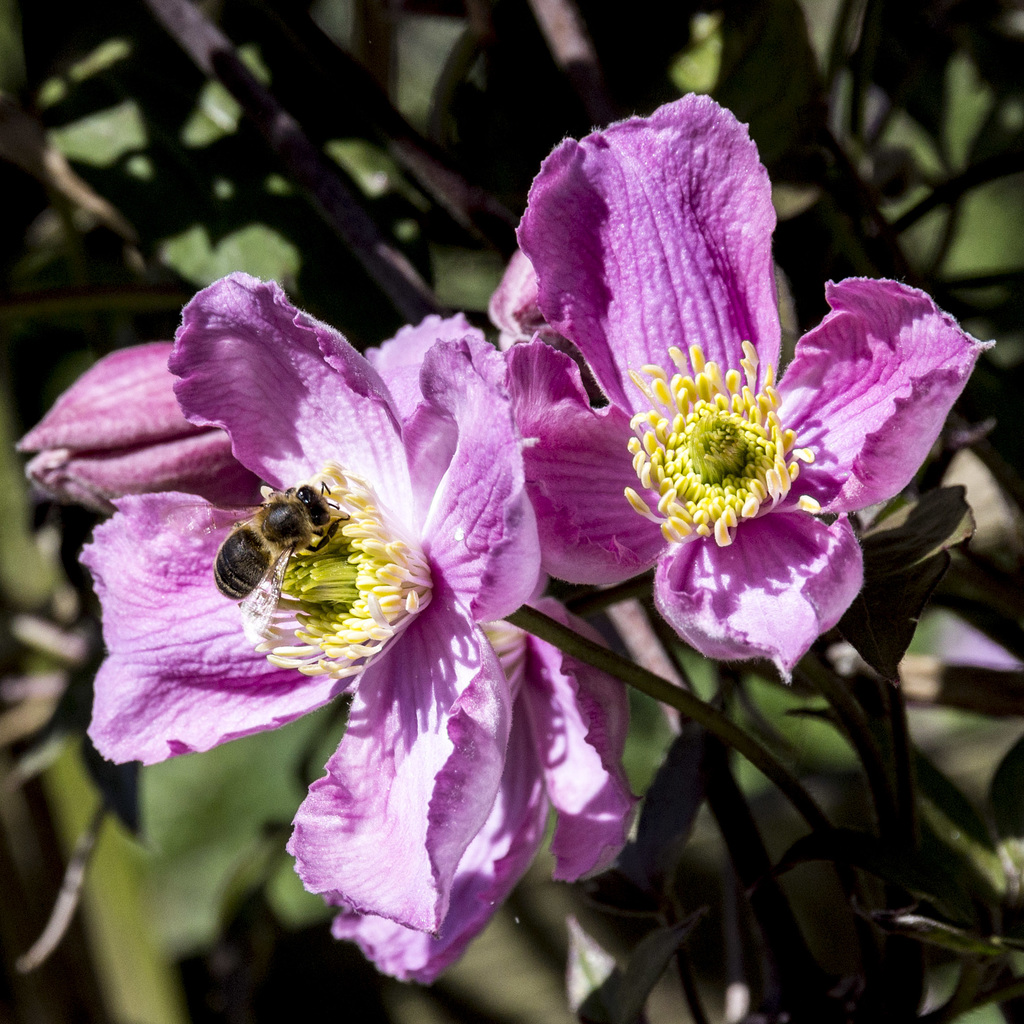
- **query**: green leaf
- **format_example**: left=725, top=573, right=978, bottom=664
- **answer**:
left=915, top=752, right=1004, bottom=903
left=868, top=909, right=1011, bottom=957
left=839, top=487, right=975, bottom=679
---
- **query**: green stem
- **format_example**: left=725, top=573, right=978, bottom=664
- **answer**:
left=506, top=605, right=830, bottom=832
left=564, top=571, right=654, bottom=617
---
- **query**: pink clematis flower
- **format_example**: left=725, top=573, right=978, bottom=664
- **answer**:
left=506, top=94, right=991, bottom=676
left=312, top=599, right=635, bottom=983
left=18, top=342, right=259, bottom=512
left=83, top=272, right=543, bottom=934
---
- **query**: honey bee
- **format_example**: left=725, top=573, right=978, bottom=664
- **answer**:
left=214, top=482, right=345, bottom=644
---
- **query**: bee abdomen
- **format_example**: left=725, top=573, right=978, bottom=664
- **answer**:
left=214, top=529, right=270, bottom=599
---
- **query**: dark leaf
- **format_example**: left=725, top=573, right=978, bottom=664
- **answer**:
left=839, top=487, right=975, bottom=679
left=617, top=722, right=705, bottom=896
left=612, top=914, right=703, bottom=1024
left=776, top=828, right=976, bottom=925
left=712, top=0, right=823, bottom=167
left=82, top=733, right=139, bottom=834
left=991, top=732, right=1024, bottom=839
left=868, top=909, right=1011, bottom=956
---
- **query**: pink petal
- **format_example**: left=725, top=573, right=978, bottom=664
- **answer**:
left=418, top=338, right=541, bottom=621
left=507, top=341, right=663, bottom=584
left=488, top=248, right=556, bottom=349
left=83, top=493, right=342, bottom=765
left=366, top=313, right=483, bottom=420
left=523, top=599, right=635, bottom=879
left=171, top=274, right=410, bottom=510
left=655, top=513, right=864, bottom=678
left=779, top=278, right=992, bottom=513
left=288, top=598, right=511, bottom=932
left=330, top=708, right=548, bottom=982
left=519, top=94, right=779, bottom=412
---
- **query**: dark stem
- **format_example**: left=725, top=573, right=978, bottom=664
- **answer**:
left=885, top=682, right=918, bottom=850
left=142, top=0, right=441, bottom=324
left=798, top=656, right=899, bottom=839
left=703, top=737, right=837, bottom=1021
left=564, top=570, right=654, bottom=617
left=675, top=947, right=711, bottom=1024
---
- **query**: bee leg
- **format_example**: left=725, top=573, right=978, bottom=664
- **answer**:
left=308, top=517, right=342, bottom=552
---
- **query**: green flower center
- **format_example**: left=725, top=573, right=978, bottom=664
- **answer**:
left=624, top=341, right=820, bottom=547
left=259, top=463, right=432, bottom=679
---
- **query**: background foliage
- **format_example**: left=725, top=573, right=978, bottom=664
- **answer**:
left=2, top=0, right=1024, bottom=1021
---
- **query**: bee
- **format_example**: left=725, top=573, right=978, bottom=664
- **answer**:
left=214, top=482, right=345, bottom=644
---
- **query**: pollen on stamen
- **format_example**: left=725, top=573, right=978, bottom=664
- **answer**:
left=253, top=462, right=433, bottom=680
left=624, top=342, right=819, bottom=548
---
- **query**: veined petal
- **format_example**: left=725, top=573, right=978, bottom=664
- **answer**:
left=419, top=338, right=541, bottom=621
left=779, top=278, right=991, bottom=512
left=507, top=342, right=663, bottom=585
left=288, top=596, right=511, bottom=932
left=366, top=313, right=483, bottom=421
left=83, top=493, right=342, bottom=765
left=330, top=707, right=547, bottom=983
left=171, top=273, right=411, bottom=510
left=655, top=513, right=863, bottom=678
left=522, top=599, right=635, bottom=879
left=519, top=94, right=779, bottom=412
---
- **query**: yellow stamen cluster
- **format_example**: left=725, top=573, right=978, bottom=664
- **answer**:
left=624, top=341, right=820, bottom=547
left=261, top=463, right=432, bottom=678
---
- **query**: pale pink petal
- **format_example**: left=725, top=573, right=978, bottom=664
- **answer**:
left=330, top=707, right=547, bottom=982
left=519, top=94, right=779, bottom=412
left=522, top=599, right=634, bottom=879
left=366, top=313, right=483, bottom=420
left=655, top=513, right=864, bottom=678
left=418, top=339, right=540, bottom=621
left=288, top=598, right=511, bottom=932
left=507, top=341, right=663, bottom=584
left=83, top=493, right=342, bottom=765
left=489, top=248, right=555, bottom=350
left=171, top=274, right=410, bottom=510
left=779, top=278, right=992, bottom=512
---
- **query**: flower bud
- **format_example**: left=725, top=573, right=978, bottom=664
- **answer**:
left=18, top=342, right=259, bottom=512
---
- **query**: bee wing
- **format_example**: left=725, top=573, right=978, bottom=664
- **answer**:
left=238, top=547, right=292, bottom=645
left=165, top=500, right=261, bottom=536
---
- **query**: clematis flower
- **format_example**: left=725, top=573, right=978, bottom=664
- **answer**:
left=311, top=599, right=635, bottom=983
left=506, top=94, right=991, bottom=676
left=18, top=342, right=259, bottom=512
left=83, top=272, right=542, bottom=934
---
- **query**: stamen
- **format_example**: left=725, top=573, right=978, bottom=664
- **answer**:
left=625, top=342, right=818, bottom=547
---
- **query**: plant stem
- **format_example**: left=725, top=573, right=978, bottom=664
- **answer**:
left=506, top=605, right=830, bottom=832
left=798, top=656, right=899, bottom=838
